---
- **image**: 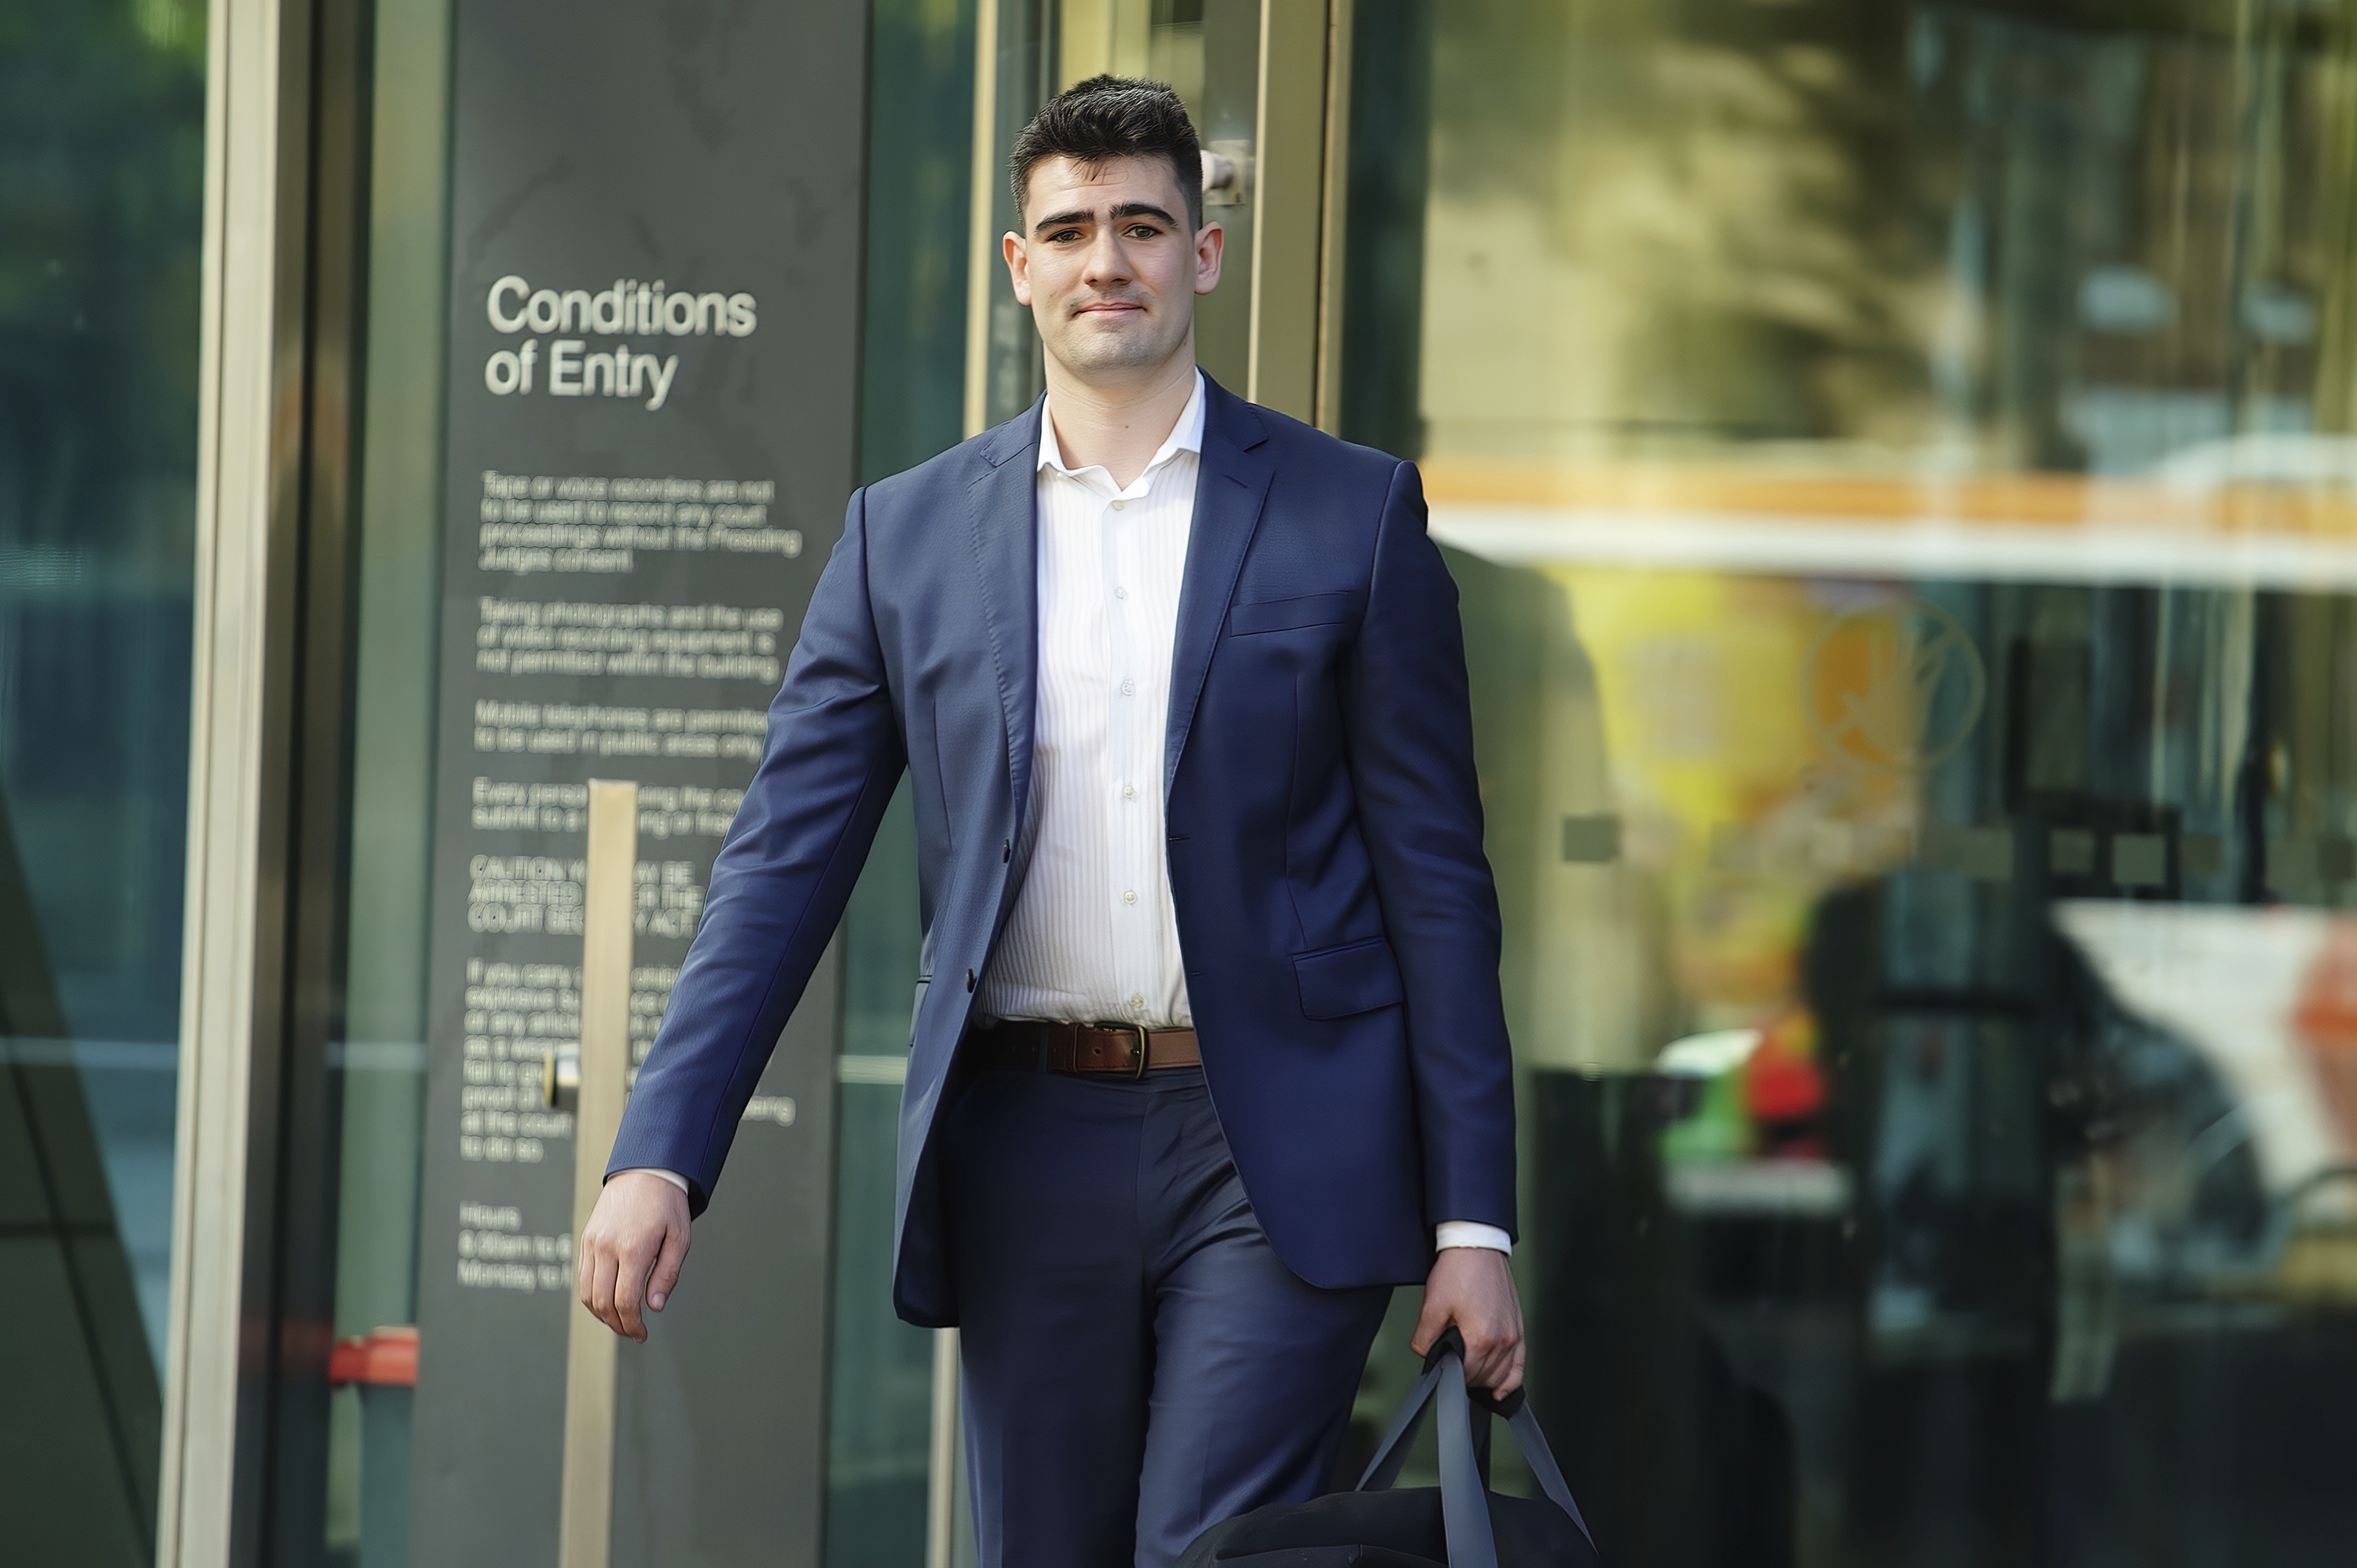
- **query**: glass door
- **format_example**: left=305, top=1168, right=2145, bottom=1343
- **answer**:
left=296, top=2, right=878, bottom=1566
left=293, top=5, right=1354, bottom=1566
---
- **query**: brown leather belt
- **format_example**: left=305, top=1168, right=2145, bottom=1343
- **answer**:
left=967, top=1019, right=1201, bottom=1077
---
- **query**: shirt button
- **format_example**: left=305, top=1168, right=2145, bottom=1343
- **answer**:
left=1122, top=784, right=1136, bottom=800
left=1120, top=678, right=1135, bottom=696
left=1124, top=889, right=1138, bottom=905
left=1111, top=500, right=1127, bottom=511
left=1114, top=585, right=1128, bottom=599
left=1130, top=993, right=1146, bottom=1009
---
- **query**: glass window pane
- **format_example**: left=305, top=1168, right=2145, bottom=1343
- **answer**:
left=1344, top=1, right=2357, bottom=1560
left=319, top=0, right=453, bottom=1556
left=827, top=5, right=983, bottom=1562
left=0, top=3, right=206, bottom=1561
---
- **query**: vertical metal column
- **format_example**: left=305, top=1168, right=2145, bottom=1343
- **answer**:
left=937, top=3, right=1003, bottom=1562
left=926, top=1318, right=965, bottom=1568
left=1246, top=0, right=1332, bottom=419
left=1314, top=0, right=1356, bottom=434
left=559, top=779, right=637, bottom=1568
left=961, top=0, right=1003, bottom=441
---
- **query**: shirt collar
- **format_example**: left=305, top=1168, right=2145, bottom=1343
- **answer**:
left=1036, top=368, right=1205, bottom=487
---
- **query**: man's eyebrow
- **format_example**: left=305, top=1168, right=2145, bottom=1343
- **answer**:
left=1030, top=200, right=1180, bottom=235
left=1109, top=201, right=1178, bottom=226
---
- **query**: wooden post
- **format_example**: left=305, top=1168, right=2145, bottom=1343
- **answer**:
left=559, top=779, right=637, bottom=1568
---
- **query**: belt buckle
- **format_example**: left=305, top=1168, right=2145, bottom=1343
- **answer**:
left=1127, top=1023, right=1151, bottom=1079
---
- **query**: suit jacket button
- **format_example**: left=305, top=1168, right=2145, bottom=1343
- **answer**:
left=966, top=969, right=976, bottom=991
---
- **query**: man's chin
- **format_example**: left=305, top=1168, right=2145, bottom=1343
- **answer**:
left=1054, top=324, right=1183, bottom=378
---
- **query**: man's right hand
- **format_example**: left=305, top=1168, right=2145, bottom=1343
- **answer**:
left=577, top=1169, right=692, bottom=1342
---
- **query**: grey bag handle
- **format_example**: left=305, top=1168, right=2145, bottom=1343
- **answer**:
left=1357, top=1357, right=1446, bottom=1495
left=1432, top=1350, right=1502, bottom=1566
left=1354, top=1330, right=1597, bottom=1565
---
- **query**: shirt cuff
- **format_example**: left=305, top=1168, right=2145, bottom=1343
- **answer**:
left=618, top=1167, right=691, bottom=1196
left=1435, top=1221, right=1512, bottom=1255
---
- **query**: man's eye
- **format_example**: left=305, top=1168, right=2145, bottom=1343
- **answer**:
left=1126, top=226, right=1160, bottom=240
left=1050, top=229, right=1083, bottom=243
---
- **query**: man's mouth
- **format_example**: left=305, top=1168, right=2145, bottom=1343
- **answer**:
left=1076, top=300, right=1143, bottom=317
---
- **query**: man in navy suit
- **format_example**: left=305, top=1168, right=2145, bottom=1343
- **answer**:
left=579, top=76, right=1523, bottom=1566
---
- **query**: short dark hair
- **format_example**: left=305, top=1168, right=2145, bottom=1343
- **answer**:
left=1010, top=75, right=1202, bottom=231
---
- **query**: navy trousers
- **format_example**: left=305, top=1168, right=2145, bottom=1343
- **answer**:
left=942, top=1063, right=1393, bottom=1568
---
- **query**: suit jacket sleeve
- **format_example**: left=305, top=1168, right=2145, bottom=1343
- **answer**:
left=605, top=488, right=904, bottom=1214
left=1341, top=460, right=1518, bottom=1238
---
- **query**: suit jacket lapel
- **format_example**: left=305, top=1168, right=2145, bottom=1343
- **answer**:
left=967, top=398, right=1043, bottom=848
left=1166, top=379, right=1272, bottom=797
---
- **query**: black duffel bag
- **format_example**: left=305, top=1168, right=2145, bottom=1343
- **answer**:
left=1178, top=1330, right=1602, bottom=1566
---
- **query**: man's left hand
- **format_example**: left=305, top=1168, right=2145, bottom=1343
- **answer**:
left=1412, top=1247, right=1525, bottom=1395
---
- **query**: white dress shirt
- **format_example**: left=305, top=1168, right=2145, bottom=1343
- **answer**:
left=977, top=371, right=1204, bottom=1028
left=635, top=370, right=1506, bottom=1255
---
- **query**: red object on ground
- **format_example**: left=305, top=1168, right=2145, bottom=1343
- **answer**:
left=1745, top=1033, right=1825, bottom=1124
left=328, top=1325, right=419, bottom=1387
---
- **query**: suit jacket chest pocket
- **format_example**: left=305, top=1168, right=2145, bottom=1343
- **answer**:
left=1226, top=590, right=1363, bottom=638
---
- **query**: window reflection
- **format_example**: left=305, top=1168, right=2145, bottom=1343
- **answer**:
left=1453, top=562, right=2357, bottom=1563
left=0, top=2, right=206, bottom=1561
left=1351, top=0, right=2357, bottom=1561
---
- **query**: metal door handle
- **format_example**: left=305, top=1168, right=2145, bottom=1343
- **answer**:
left=544, top=1046, right=579, bottom=1112
left=559, top=779, right=637, bottom=1568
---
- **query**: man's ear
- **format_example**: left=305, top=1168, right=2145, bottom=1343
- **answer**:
left=1003, top=230, right=1032, bottom=306
left=1193, top=222, right=1225, bottom=298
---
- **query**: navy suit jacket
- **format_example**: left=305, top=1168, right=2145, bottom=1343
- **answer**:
left=608, top=376, right=1517, bottom=1325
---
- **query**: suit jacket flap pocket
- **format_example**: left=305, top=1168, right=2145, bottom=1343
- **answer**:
left=1228, top=591, right=1363, bottom=636
left=1292, top=936, right=1405, bottom=1020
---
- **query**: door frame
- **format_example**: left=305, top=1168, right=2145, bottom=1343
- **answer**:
left=164, top=0, right=372, bottom=1563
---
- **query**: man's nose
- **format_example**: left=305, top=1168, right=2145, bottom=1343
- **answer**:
left=1081, top=231, right=1131, bottom=288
